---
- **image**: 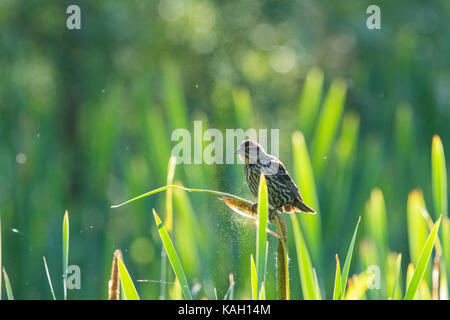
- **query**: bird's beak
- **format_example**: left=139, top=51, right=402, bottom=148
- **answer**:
left=234, top=145, right=243, bottom=154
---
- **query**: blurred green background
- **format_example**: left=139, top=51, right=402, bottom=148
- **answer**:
left=0, top=0, right=449, bottom=299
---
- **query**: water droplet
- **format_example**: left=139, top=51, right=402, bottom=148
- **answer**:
left=16, top=153, right=27, bottom=164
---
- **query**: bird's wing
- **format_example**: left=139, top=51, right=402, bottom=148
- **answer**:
left=273, top=160, right=304, bottom=202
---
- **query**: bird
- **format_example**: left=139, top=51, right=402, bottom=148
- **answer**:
left=235, top=139, right=315, bottom=219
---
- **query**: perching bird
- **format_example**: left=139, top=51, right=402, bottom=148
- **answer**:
left=235, top=139, right=315, bottom=218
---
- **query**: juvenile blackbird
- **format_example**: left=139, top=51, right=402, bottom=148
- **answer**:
left=235, top=139, right=315, bottom=218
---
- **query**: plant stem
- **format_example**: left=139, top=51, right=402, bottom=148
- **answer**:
left=274, top=213, right=289, bottom=300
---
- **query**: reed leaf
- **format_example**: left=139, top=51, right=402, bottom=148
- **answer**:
left=256, top=173, right=268, bottom=298
left=117, top=257, right=140, bottom=300
left=404, top=216, right=442, bottom=300
left=291, top=214, right=318, bottom=299
left=62, top=210, right=69, bottom=300
left=431, top=135, right=447, bottom=219
left=333, top=254, right=342, bottom=300
left=341, top=216, right=361, bottom=299
left=153, top=209, right=192, bottom=300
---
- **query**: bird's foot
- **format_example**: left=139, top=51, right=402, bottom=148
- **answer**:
left=269, top=207, right=282, bottom=221
left=251, top=202, right=257, bottom=215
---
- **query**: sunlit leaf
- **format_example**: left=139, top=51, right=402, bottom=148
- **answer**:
left=291, top=214, right=318, bottom=300
left=404, top=216, right=441, bottom=300
left=341, top=216, right=361, bottom=299
left=153, top=209, right=192, bottom=300
left=62, top=210, right=69, bottom=300
left=256, top=173, right=268, bottom=298
left=333, top=254, right=342, bottom=300
left=117, top=257, right=140, bottom=300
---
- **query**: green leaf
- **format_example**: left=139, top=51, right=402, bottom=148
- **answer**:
left=341, top=216, right=361, bottom=299
left=365, top=189, right=388, bottom=268
left=406, top=190, right=431, bottom=281
left=443, top=217, right=450, bottom=289
left=388, top=253, right=402, bottom=300
left=291, top=214, right=318, bottom=299
left=117, top=257, right=140, bottom=300
left=162, top=61, right=188, bottom=130
left=298, top=67, right=324, bottom=137
left=232, top=88, right=253, bottom=128
left=153, top=209, right=192, bottom=300
left=250, top=255, right=257, bottom=300
left=313, top=268, right=322, bottom=299
left=256, top=173, right=268, bottom=298
left=0, top=217, right=2, bottom=300
left=404, top=216, right=442, bottom=300
left=2, top=268, right=13, bottom=300
left=223, top=274, right=235, bottom=300
left=333, top=254, right=342, bottom=300
left=172, top=187, right=203, bottom=275
left=259, top=282, right=266, bottom=300
left=394, top=103, right=413, bottom=160
left=62, top=210, right=69, bottom=300
left=291, top=131, right=321, bottom=265
left=111, top=184, right=252, bottom=209
left=431, top=135, right=447, bottom=219
left=312, top=78, right=347, bottom=179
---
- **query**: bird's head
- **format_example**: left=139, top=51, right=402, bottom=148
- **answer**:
left=235, top=139, right=268, bottom=164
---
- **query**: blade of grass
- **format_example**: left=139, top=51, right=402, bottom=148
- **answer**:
left=365, top=189, right=388, bottom=269
left=112, top=184, right=279, bottom=238
left=443, top=217, right=450, bottom=290
left=404, top=216, right=442, bottom=300
left=313, top=268, right=322, bottom=299
left=0, top=217, right=2, bottom=300
left=223, top=274, right=235, bottom=300
left=153, top=209, right=192, bottom=300
left=440, top=263, right=448, bottom=299
left=290, top=214, right=318, bottom=299
left=232, top=88, right=254, bottom=128
left=259, top=282, right=266, bottom=300
left=431, top=135, right=447, bottom=219
left=162, top=61, right=188, bottom=130
left=407, top=190, right=431, bottom=282
left=43, top=256, right=56, bottom=300
left=298, top=67, right=324, bottom=138
left=117, top=257, right=140, bottom=300
left=333, top=254, right=342, bottom=300
left=341, top=216, right=361, bottom=299
left=165, top=156, right=177, bottom=232
left=161, top=156, right=177, bottom=300
left=112, top=184, right=252, bottom=209
left=389, top=253, right=402, bottom=300
left=172, top=186, right=203, bottom=275
left=291, top=131, right=321, bottom=265
left=394, top=103, right=413, bottom=160
left=2, top=268, right=13, bottom=300
left=256, top=173, right=268, bottom=297
left=62, top=210, right=69, bottom=300
left=250, top=254, right=257, bottom=300
left=311, top=78, right=347, bottom=179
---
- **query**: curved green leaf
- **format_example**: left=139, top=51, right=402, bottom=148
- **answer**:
left=404, top=216, right=442, bottom=300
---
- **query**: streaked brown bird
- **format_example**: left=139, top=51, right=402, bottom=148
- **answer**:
left=235, top=139, right=315, bottom=218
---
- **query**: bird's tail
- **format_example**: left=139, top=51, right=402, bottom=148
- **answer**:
left=293, top=199, right=316, bottom=214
